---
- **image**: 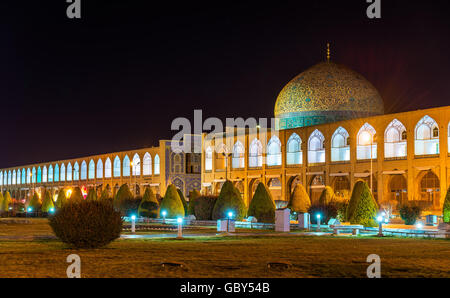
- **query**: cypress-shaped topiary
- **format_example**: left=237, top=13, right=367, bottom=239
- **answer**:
left=55, top=190, right=67, bottom=209
left=100, top=187, right=113, bottom=200
left=212, top=180, right=247, bottom=221
left=29, top=192, right=41, bottom=211
left=160, top=184, right=185, bottom=218
left=70, top=187, right=84, bottom=203
left=0, top=192, right=4, bottom=212
left=443, top=187, right=450, bottom=223
left=114, top=184, right=133, bottom=209
left=287, top=184, right=311, bottom=213
left=248, top=182, right=276, bottom=223
left=86, top=188, right=97, bottom=201
left=346, top=180, right=365, bottom=221
left=138, top=187, right=159, bottom=218
left=193, top=195, right=217, bottom=220
left=319, top=186, right=335, bottom=205
left=1, top=191, right=11, bottom=212
left=348, top=181, right=378, bottom=227
left=41, top=190, right=54, bottom=213
left=187, top=189, right=201, bottom=215
left=177, top=188, right=188, bottom=213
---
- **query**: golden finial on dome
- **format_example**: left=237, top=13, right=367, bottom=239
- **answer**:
left=326, top=43, right=330, bottom=62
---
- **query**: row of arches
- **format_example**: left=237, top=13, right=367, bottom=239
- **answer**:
left=0, top=153, right=161, bottom=186
left=205, top=116, right=448, bottom=169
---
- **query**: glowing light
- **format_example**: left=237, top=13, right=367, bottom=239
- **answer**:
left=361, top=131, right=372, bottom=145
left=49, top=208, right=55, bottom=213
left=161, top=210, right=167, bottom=217
left=416, top=222, right=424, bottom=229
left=66, top=189, right=73, bottom=198
left=177, top=217, right=182, bottom=224
left=316, top=214, right=321, bottom=219
left=377, top=216, right=383, bottom=222
left=27, top=207, right=32, bottom=212
left=227, top=211, right=233, bottom=219
left=131, top=215, right=136, bottom=221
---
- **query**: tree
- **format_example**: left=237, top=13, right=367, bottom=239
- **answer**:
left=248, top=183, right=276, bottom=223
left=443, top=187, right=450, bottom=223
left=86, top=188, right=97, bottom=201
left=212, top=180, right=247, bottom=221
left=160, top=184, right=185, bottom=218
left=177, top=188, right=188, bottom=213
left=0, top=192, right=4, bottom=212
left=287, top=184, right=311, bottom=213
left=187, top=189, right=201, bottom=215
left=29, top=192, right=41, bottom=211
left=348, top=181, right=378, bottom=227
left=193, top=196, right=217, bottom=220
left=319, top=186, right=334, bottom=205
left=346, top=180, right=365, bottom=221
left=100, top=185, right=113, bottom=200
left=114, top=184, right=133, bottom=209
left=55, top=190, right=67, bottom=209
left=41, top=190, right=54, bottom=213
left=1, top=191, right=11, bottom=212
left=70, top=187, right=84, bottom=203
left=138, top=187, right=159, bottom=218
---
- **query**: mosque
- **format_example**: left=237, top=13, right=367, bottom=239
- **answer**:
left=201, top=49, right=450, bottom=213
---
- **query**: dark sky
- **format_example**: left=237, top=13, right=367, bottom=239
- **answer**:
left=1, top=0, right=449, bottom=168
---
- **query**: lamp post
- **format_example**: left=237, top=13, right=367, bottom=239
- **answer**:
left=161, top=210, right=167, bottom=224
left=132, top=161, right=140, bottom=195
left=377, top=215, right=384, bottom=237
left=222, top=148, right=232, bottom=181
left=227, top=211, right=233, bottom=233
left=316, top=214, right=321, bottom=232
left=177, top=217, right=183, bottom=239
left=131, top=215, right=136, bottom=233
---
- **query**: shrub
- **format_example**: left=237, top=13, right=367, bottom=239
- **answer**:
left=28, top=192, right=41, bottom=211
left=100, top=186, right=113, bottom=200
left=177, top=188, right=188, bottom=213
left=335, top=201, right=348, bottom=222
left=70, top=187, right=84, bottom=203
left=55, top=190, right=67, bottom=209
left=49, top=200, right=122, bottom=248
left=138, top=187, right=159, bottom=218
left=346, top=180, right=365, bottom=221
left=1, top=191, right=12, bottom=212
left=212, top=180, right=247, bottom=221
left=443, top=187, right=450, bottom=223
left=160, top=184, right=185, bottom=218
left=318, top=186, right=334, bottom=205
left=248, top=183, right=276, bottom=223
left=348, top=182, right=378, bottom=227
left=399, top=204, right=422, bottom=225
left=86, top=188, right=97, bottom=201
left=308, top=202, right=338, bottom=224
left=287, top=184, right=311, bottom=213
left=0, top=192, right=5, bottom=212
left=41, top=190, right=54, bottom=213
left=193, top=196, right=217, bottom=220
left=114, top=184, right=133, bottom=209
left=187, top=189, right=201, bottom=215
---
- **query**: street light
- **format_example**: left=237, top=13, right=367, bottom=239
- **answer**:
left=377, top=215, right=384, bottom=237
left=131, top=215, right=136, bottom=233
left=177, top=217, right=183, bottom=239
left=221, top=148, right=232, bottom=181
left=361, top=131, right=374, bottom=194
left=227, top=211, right=233, bottom=233
left=316, top=214, right=321, bottom=232
left=161, top=210, right=167, bottom=224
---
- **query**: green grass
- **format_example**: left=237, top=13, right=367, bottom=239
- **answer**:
left=0, top=219, right=448, bottom=278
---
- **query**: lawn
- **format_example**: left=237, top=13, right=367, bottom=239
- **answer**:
left=0, top=219, right=448, bottom=278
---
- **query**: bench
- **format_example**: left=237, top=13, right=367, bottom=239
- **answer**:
left=331, top=225, right=364, bottom=236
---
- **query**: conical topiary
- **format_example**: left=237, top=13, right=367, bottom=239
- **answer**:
left=187, top=189, right=201, bottom=215
left=100, top=187, right=113, bottom=200
left=70, top=187, right=84, bottom=203
left=287, top=184, right=311, bottom=213
left=86, top=188, right=97, bottom=201
left=41, top=190, right=54, bottom=212
left=114, top=184, right=133, bottom=209
left=177, top=188, right=188, bottom=213
left=319, top=186, right=335, bottom=205
left=443, top=186, right=450, bottom=223
left=29, top=192, right=41, bottom=211
left=346, top=180, right=365, bottom=221
left=248, top=182, right=276, bottom=223
left=348, top=181, right=378, bottom=227
left=160, top=184, right=185, bottom=218
left=55, top=190, right=67, bottom=209
left=138, top=187, right=159, bottom=218
left=212, top=180, right=247, bottom=221
left=1, top=191, right=11, bottom=212
left=0, top=192, right=4, bottom=212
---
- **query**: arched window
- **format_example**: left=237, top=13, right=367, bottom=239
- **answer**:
left=0, top=171, right=2, bottom=186
left=123, top=155, right=130, bottom=177
left=113, top=156, right=121, bottom=177
left=67, top=163, right=72, bottom=181
left=80, top=161, right=87, bottom=180
left=32, top=168, right=37, bottom=183
left=21, top=168, right=26, bottom=184
left=97, top=159, right=103, bottom=179
left=12, top=170, right=16, bottom=185
left=7, top=170, right=11, bottom=185
left=48, top=165, right=53, bottom=182
left=42, top=166, right=47, bottom=183
left=249, top=138, right=263, bottom=167
left=61, top=163, right=66, bottom=181
left=3, top=171, right=7, bottom=185
left=205, top=147, right=213, bottom=171
left=16, top=170, right=20, bottom=185
left=154, top=154, right=160, bottom=175
left=357, top=123, right=377, bottom=160
left=105, top=158, right=112, bottom=178
left=54, top=164, right=59, bottom=182
left=267, top=136, right=282, bottom=166
left=287, top=133, right=302, bottom=165
left=143, top=152, right=152, bottom=175
left=88, top=160, right=95, bottom=179
left=132, top=153, right=140, bottom=176
left=26, top=168, right=31, bottom=184
left=73, top=162, right=80, bottom=180
left=384, top=119, right=407, bottom=159
left=308, top=129, right=325, bottom=164
left=232, top=141, right=245, bottom=168
left=415, top=115, right=439, bottom=155
left=37, top=167, right=42, bottom=183
left=331, top=127, right=350, bottom=162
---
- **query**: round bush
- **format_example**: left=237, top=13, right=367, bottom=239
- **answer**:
left=248, top=183, right=276, bottom=223
left=193, top=195, right=217, bottom=220
left=399, top=204, right=421, bottom=225
left=160, top=184, right=185, bottom=218
left=287, top=184, right=311, bottom=213
left=212, top=180, right=247, bottom=221
left=138, top=187, right=159, bottom=218
left=49, top=200, right=123, bottom=248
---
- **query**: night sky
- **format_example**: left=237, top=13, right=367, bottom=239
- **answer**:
left=1, top=0, right=449, bottom=168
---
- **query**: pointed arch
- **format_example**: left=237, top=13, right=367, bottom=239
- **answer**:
left=357, top=123, right=377, bottom=160
left=54, top=164, right=60, bottom=182
left=205, top=147, right=213, bottom=171
left=3, top=171, right=7, bottom=185
left=42, top=166, right=47, bottom=183
left=88, top=159, right=95, bottom=179
left=27, top=168, right=31, bottom=184
left=143, top=152, right=152, bottom=175
left=287, top=133, right=302, bottom=165
left=21, top=168, right=26, bottom=184
left=0, top=171, right=2, bottom=186
left=105, top=157, right=112, bottom=178
left=32, top=167, right=37, bottom=183
left=249, top=138, right=263, bottom=167
left=154, top=154, right=160, bottom=175
left=415, top=115, right=439, bottom=155
left=61, top=163, right=66, bottom=181
left=123, top=155, right=130, bottom=177
left=48, top=165, right=53, bottom=182
left=132, top=153, right=141, bottom=176
left=113, top=156, right=121, bottom=177
left=37, top=167, right=42, bottom=183
left=67, top=163, right=72, bottom=181
left=80, top=161, right=87, bottom=180
left=232, top=141, right=245, bottom=169
left=385, top=119, right=407, bottom=158
left=73, top=162, right=79, bottom=181
left=97, top=159, right=103, bottom=179
left=331, top=126, right=350, bottom=162
left=12, top=170, right=16, bottom=185
left=267, top=135, right=282, bottom=166
left=308, top=129, right=325, bottom=164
